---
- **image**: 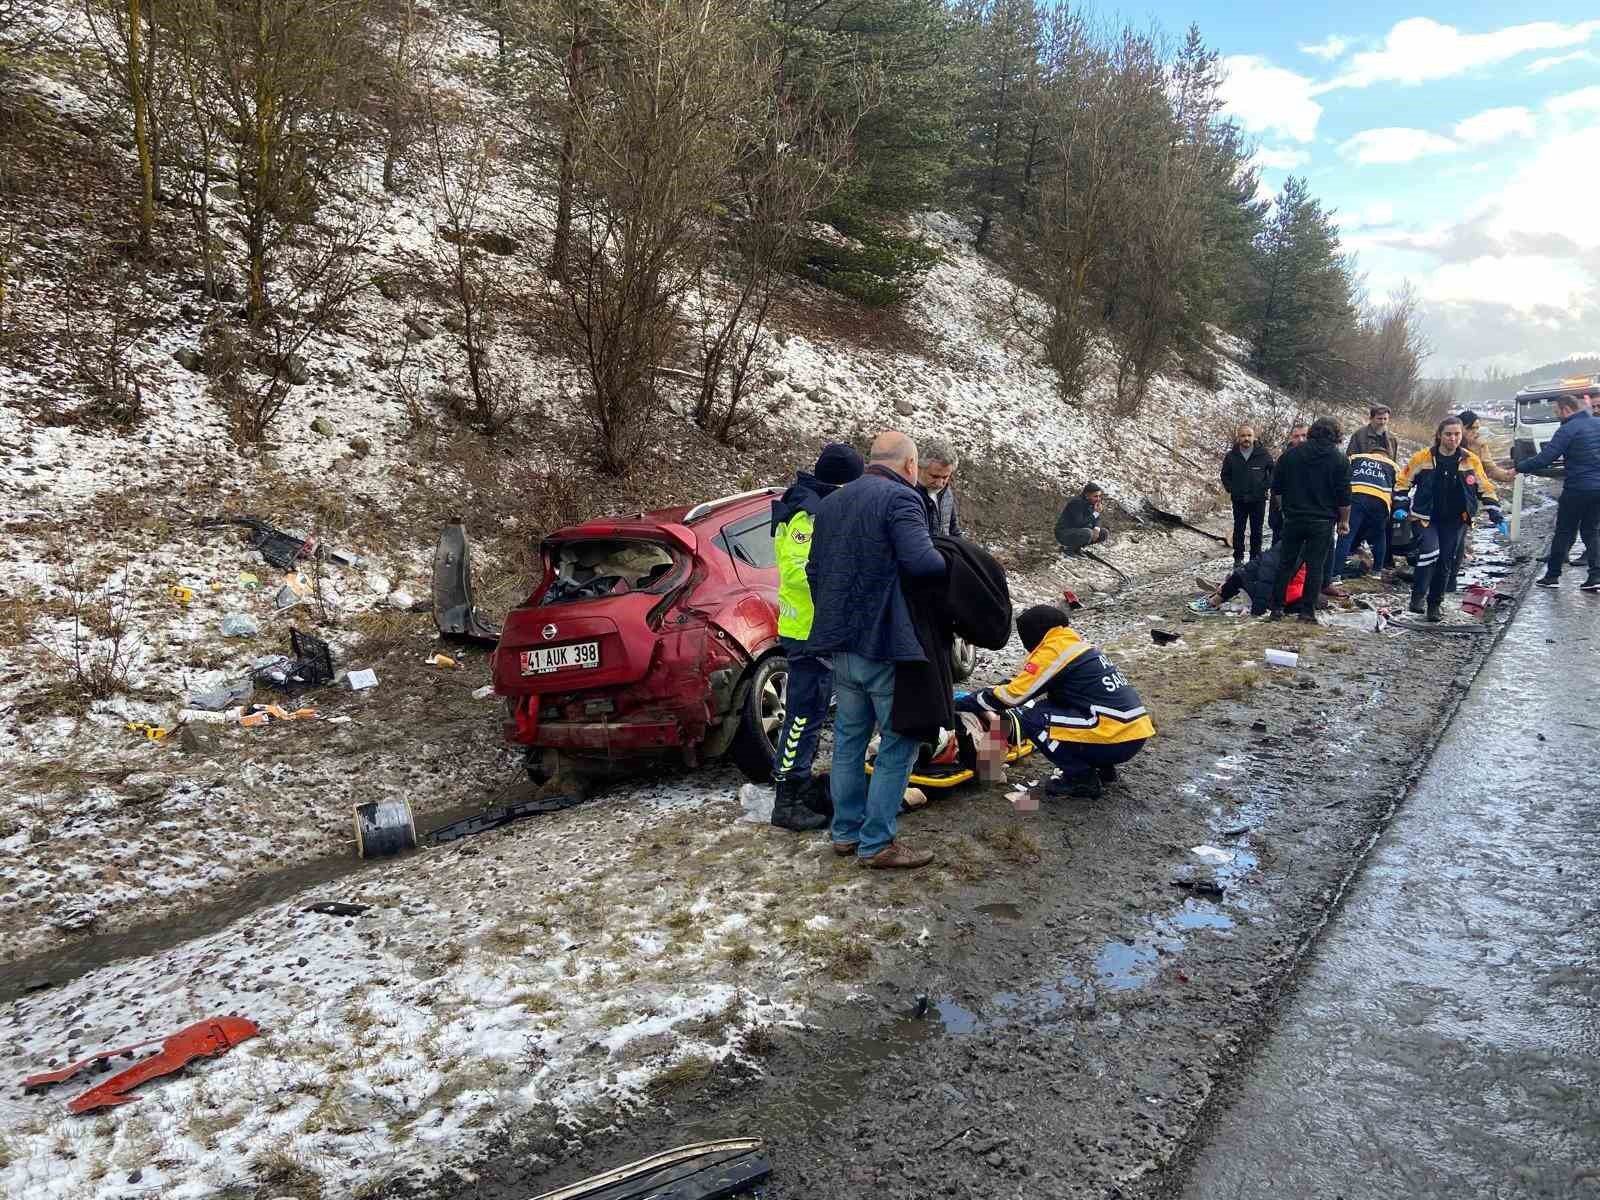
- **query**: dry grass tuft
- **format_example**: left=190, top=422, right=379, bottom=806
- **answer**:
left=647, top=1053, right=715, bottom=1098
left=350, top=608, right=424, bottom=657
left=794, top=926, right=873, bottom=980
left=252, top=1139, right=323, bottom=1199
left=736, top=1023, right=777, bottom=1057
left=186, top=1105, right=246, bottom=1151
left=941, top=835, right=990, bottom=882
left=980, top=825, right=1041, bottom=864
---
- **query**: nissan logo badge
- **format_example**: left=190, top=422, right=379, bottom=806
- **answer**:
left=542, top=624, right=558, bottom=641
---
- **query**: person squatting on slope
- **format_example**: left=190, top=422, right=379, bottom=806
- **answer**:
left=767, top=442, right=865, bottom=832
left=1512, top=392, right=1600, bottom=591
left=1220, top=425, right=1273, bottom=566
left=806, top=431, right=947, bottom=869
left=1055, top=483, right=1109, bottom=554
left=1268, top=417, right=1350, bottom=623
left=955, top=605, right=1154, bottom=801
left=1398, top=416, right=1501, bottom=622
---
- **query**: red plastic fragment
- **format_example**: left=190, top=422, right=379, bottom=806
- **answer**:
left=22, top=1017, right=260, bottom=1114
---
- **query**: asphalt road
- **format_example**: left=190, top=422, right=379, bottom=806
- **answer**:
left=1178, top=577, right=1600, bottom=1199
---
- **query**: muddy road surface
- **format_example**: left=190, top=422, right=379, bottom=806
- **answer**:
left=1174, top=571, right=1600, bottom=1199
left=416, top=524, right=1552, bottom=1200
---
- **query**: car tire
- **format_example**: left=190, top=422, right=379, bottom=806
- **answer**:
left=950, top=635, right=977, bottom=683
left=729, top=652, right=788, bottom=783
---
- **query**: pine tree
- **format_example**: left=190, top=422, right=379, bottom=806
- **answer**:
left=1246, top=175, right=1359, bottom=394
left=952, top=0, right=1041, bottom=250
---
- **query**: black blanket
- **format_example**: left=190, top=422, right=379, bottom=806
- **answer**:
left=890, top=537, right=1012, bottom=739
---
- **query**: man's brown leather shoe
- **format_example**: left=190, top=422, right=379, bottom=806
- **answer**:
left=859, top=841, right=933, bottom=870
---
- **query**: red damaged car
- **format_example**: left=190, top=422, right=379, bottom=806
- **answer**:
left=492, top=489, right=793, bottom=784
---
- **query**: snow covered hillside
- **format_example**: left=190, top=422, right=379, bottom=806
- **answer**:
left=0, top=9, right=1360, bottom=1198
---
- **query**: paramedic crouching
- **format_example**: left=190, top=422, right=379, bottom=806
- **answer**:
left=956, top=605, right=1153, bottom=801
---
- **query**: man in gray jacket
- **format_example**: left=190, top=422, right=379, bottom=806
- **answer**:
left=918, top=441, right=960, bottom=537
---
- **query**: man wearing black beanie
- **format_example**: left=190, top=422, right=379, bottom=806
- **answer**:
left=768, top=442, right=865, bottom=830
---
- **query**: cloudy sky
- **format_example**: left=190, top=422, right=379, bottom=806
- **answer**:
left=1139, top=2, right=1600, bottom=375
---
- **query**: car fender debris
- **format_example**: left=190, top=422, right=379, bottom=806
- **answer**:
left=432, top=521, right=503, bottom=647
left=22, top=1017, right=260, bottom=1114
left=527, top=1138, right=770, bottom=1200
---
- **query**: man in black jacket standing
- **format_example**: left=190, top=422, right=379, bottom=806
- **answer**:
left=1221, top=424, right=1273, bottom=566
left=1268, top=416, right=1351, bottom=624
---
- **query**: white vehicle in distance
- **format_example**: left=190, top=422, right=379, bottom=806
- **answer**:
left=1505, top=374, right=1599, bottom=475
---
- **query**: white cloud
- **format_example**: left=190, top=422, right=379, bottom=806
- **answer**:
left=1339, top=202, right=1396, bottom=232
left=1547, top=85, right=1600, bottom=116
left=1365, top=126, right=1600, bottom=370
left=1253, top=146, right=1309, bottom=170
left=1299, top=35, right=1349, bottom=62
left=1423, top=256, right=1590, bottom=309
left=1220, top=55, right=1323, bottom=143
left=1338, top=128, right=1460, bottom=166
left=1453, top=106, right=1536, bottom=145
left=1327, top=17, right=1600, bottom=89
left=1528, top=49, right=1600, bottom=73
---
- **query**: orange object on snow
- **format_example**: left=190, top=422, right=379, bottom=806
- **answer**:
left=22, top=1016, right=260, bottom=1114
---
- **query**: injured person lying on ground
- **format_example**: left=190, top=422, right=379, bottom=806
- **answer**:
left=953, top=605, right=1155, bottom=800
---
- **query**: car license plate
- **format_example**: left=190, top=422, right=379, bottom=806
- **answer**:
left=520, top=641, right=601, bottom=675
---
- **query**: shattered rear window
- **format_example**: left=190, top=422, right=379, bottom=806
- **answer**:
left=543, top=539, right=682, bottom=604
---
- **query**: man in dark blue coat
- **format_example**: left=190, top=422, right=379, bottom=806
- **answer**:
left=1514, top=393, right=1600, bottom=591
left=806, top=430, right=947, bottom=870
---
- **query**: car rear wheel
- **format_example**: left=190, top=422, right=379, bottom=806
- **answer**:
left=729, top=652, right=787, bottom=783
left=950, top=636, right=977, bottom=683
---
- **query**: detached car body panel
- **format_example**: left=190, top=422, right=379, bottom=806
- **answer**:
left=493, top=491, right=787, bottom=778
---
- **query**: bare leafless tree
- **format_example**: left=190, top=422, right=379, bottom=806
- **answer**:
left=84, top=0, right=167, bottom=250
left=557, top=0, right=758, bottom=471
left=426, top=97, right=521, bottom=433
left=224, top=211, right=376, bottom=441
left=689, top=84, right=857, bottom=441
left=179, top=0, right=371, bottom=323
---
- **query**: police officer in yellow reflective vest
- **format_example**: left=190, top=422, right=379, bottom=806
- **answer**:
left=768, top=444, right=865, bottom=831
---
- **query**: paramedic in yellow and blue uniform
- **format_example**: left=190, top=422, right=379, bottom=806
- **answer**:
left=956, top=604, right=1154, bottom=800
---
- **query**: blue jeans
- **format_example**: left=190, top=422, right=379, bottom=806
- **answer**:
left=1336, top=495, right=1390, bottom=578
left=829, top=652, right=919, bottom=858
left=773, top=638, right=830, bottom=782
